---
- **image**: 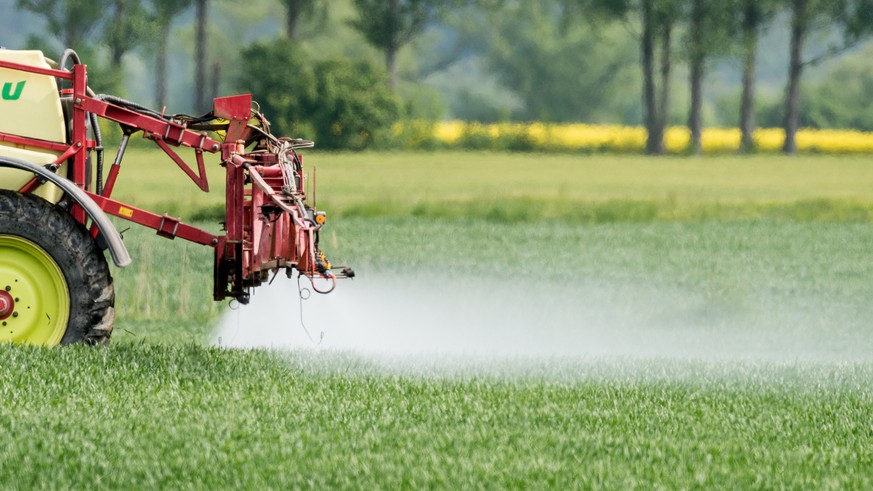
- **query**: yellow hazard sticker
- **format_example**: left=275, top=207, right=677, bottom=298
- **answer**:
left=118, top=206, right=134, bottom=218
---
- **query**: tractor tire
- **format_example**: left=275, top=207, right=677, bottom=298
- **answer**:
left=0, top=190, right=115, bottom=346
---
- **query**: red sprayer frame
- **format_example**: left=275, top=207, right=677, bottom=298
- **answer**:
left=0, top=58, right=350, bottom=303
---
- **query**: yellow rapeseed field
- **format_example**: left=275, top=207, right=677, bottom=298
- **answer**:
left=412, top=121, right=873, bottom=154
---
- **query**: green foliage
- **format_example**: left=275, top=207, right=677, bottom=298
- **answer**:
left=842, top=0, right=873, bottom=39
left=398, top=84, right=446, bottom=120
left=388, top=119, right=433, bottom=148
left=681, top=0, right=738, bottom=62
left=800, top=46, right=873, bottom=131
left=560, top=0, right=634, bottom=19
left=349, top=0, right=432, bottom=50
left=480, top=2, right=640, bottom=123
left=14, top=0, right=873, bottom=133
left=238, top=39, right=318, bottom=137
left=16, top=0, right=156, bottom=97
left=103, top=1, right=151, bottom=60
left=16, top=0, right=110, bottom=47
left=149, top=0, right=193, bottom=21
left=349, top=0, right=458, bottom=87
left=447, top=84, right=518, bottom=122
left=277, top=0, right=324, bottom=39
left=16, top=0, right=120, bottom=93
left=751, top=93, right=784, bottom=129
left=387, top=120, right=446, bottom=150
left=743, top=44, right=873, bottom=131
left=238, top=38, right=399, bottom=149
left=733, top=0, right=782, bottom=39
left=311, top=58, right=401, bottom=149
left=101, top=1, right=152, bottom=96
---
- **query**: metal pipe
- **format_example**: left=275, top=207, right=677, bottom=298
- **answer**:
left=101, top=133, right=130, bottom=197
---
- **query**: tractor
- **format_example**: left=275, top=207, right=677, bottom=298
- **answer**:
left=0, top=48, right=352, bottom=346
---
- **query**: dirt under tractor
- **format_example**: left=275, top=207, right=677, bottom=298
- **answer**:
left=0, top=48, right=353, bottom=346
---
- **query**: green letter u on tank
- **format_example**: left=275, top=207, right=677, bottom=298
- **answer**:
left=2, top=81, right=25, bottom=100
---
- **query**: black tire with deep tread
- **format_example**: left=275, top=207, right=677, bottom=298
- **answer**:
left=0, top=190, right=115, bottom=345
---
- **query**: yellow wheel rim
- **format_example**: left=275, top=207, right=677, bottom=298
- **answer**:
left=0, top=235, right=69, bottom=345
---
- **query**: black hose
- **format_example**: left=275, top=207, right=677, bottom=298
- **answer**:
left=97, top=94, right=168, bottom=120
left=58, top=49, right=80, bottom=71
left=89, top=111, right=104, bottom=194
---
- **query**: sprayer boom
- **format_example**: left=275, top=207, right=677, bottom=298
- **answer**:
left=0, top=48, right=351, bottom=344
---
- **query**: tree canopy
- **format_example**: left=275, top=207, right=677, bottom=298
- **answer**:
left=8, top=0, right=873, bottom=152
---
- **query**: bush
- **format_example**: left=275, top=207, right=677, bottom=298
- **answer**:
left=388, top=120, right=444, bottom=150
left=310, top=59, right=400, bottom=150
left=238, top=39, right=399, bottom=150
left=238, top=39, right=318, bottom=138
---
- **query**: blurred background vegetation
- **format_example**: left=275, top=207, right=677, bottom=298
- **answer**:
left=5, top=0, right=873, bottom=153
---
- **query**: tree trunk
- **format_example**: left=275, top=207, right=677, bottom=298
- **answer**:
left=286, top=1, right=302, bottom=40
left=194, top=0, right=208, bottom=113
left=642, top=0, right=660, bottom=155
left=688, top=57, right=703, bottom=155
left=65, top=30, right=79, bottom=50
left=211, top=61, right=221, bottom=102
left=101, top=0, right=128, bottom=96
left=687, top=0, right=704, bottom=155
left=655, top=21, right=672, bottom=155
left=783, top=0, right=807, bottom=155
left=110, top=0, right=126, bottom=69
left=386, top=47, right=398, bottom=89
left=739, top=3, right=758, bottom=153
left=386, top=0, right=400, bottom=89
left=156, top=25, right=169, bottom=109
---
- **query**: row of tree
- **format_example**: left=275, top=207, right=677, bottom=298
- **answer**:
left=14, top=0, right=873, bottom=154
left=516, top=0, right=873, bottom=155
left=18, top=0, right=229, bottom=113
left=602, top=0, right=873, bottom=154
left=281, top=0, right=873, bottom=155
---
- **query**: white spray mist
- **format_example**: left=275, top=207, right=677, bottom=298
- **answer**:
left=212, top=269, right=870, bottom=363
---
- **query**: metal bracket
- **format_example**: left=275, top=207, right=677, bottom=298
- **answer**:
left=163, top=120, right=186, bottom=145
left=157, top=214, right=181, bottom=239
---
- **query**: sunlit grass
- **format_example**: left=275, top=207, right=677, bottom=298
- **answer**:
left=111, top=220, right=221, bottom=344
left=10, top=148, right=872, bottom=488
left=109, top=148, right=873, bottom=223
left=315, top=151, right=873, bottom=222
left=1, top=344, right=871, bottom=489
left=106, top=149, right=873, bottom=346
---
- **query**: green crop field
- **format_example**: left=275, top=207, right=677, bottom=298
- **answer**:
left=114, top=148, right=873, bottom=222
left=3, top=148, right=873, bottom=488
left=3, top=345, right=872, bottom=489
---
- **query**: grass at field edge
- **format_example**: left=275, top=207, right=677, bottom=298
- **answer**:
left=1, top=342, right=871, bottom=489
